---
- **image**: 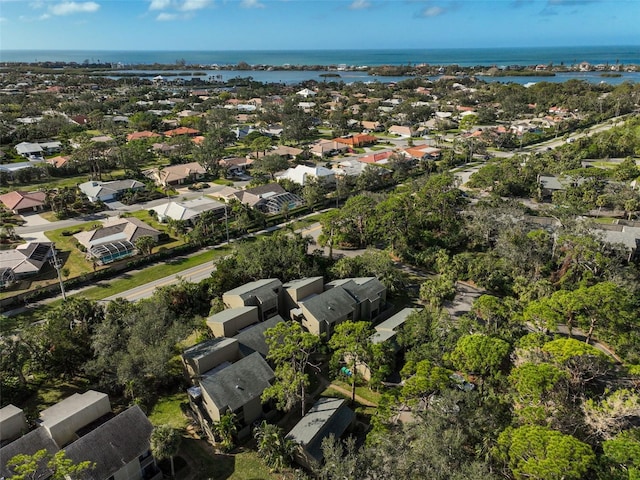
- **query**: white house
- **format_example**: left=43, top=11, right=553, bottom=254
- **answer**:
left=276, top=164, right=335, bottom=186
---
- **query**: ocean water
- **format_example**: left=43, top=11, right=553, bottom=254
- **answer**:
left=2, top=46, right=639, bottom=67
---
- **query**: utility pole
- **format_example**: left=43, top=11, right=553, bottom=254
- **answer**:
left=50, top=246, right=67, bottom=300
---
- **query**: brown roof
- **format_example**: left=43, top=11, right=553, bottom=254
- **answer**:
left=0, top=191, right=46, bottom=211
left=74, top=217, right=160, bottom=249
left=126, top=131, right=161, bottom=141
left=156, top=162, right=206, bottom=184
left=334, top=134, right=377, bottom=147
left=164, top=127, right=200, bottom=137
left=46, top=155, right=71, bottom=168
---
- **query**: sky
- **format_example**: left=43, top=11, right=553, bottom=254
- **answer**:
left=0, top=0, right=638, bottom=51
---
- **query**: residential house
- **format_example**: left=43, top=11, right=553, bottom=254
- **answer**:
left=126, top=131, right=161, bottom=142
left=219, top=156, right=253, bottom=176
left=296, top=88, right=316, bottom=98
left=74, top=217, right=160, bottom=265
left=223, top=279, right=283, bottom=321
left=286, top=397, right=355, bottom=469
left=404, top=144, right=442, bottom=161
left=359, top=308, right=417, bottom=381
left=334, top=134, right=377, bottom=148
left=46, top=155, right=72, bottom=168
left=206, top=306, right=260, bottom=338
left=0, top=190, right=47, bottom=214
left=0, top=428, right=59, bottom=480
left=360, top=121, right=383, bottom=132
left=332, top=159, right=387, bottom=178
left=359, top=150, right=395, bottom=165
left=595, top=223, right=640, bottom=261
left=182, top=337, right=241, bottom=381
left=326, top=277, right=387, bottom=322
left=233, top=315, right=285, bottom=358
left=282, top=277, right=324, bottom=313
left=276, top=164, right=335, bottom=186
left=388, top=125, right=416, bottom=137
left=15, top=141, right=61, bottom=159
left=253, top=145, right=303, bottom=160
left=0, top=242, right=53, bottom=286
left=231, top=183, right=304, bottom=215
left=37, top=390, right=112, bottom=447
left=309, top=139, right=348, bottom=158
left=295, top=287, right=357, bottom=338
left=63, top=405, right=161, bottom=480
left=198, top=352, right=275, bottom=432
left=78, top=179, right=145, bottom=203
left=150, top=197, right=226, bottom=223
left=146, top=162, right=207, bottom=186
left=0, top=405, right=28, bottom=444
left=1, top=392, right=160, bottom=480
left=0, top=159, right=44, bottom=179
left=163, top=126, right=200, bottom=137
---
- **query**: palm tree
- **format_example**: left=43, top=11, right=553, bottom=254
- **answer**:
left=150, top=425, right=182, bottom=478
left=253, top=420, right=297, bottom=472
left=214, top=411, right=237, bottom=452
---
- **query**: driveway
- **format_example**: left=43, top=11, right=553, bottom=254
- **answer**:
left=20, top=212, right=51, bottom=227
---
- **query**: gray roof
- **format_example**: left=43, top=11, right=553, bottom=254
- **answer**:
left=234, top=315, right=284, bottom=357
left=375, top=308, right=417, bottom=332
left=182, top=337, right=238, bottom=362
left=282, top=276, right=324, bottom=290
left=63, top=406, right=153, bottom=480
left=286, top=397, right=355, bottom=463
left=200, top=352, right=274, bottom=413
left=300, top=288, right=356, bottom=325
left=597, top=225, right=640, bottom=251
left=224, top=279, right=282, bottom=301
left=327, top=277, right=385, bottom=303
left=0, top=428, right=59, bottom=479
left=78, top=179, right=144, bottom=198
left=207, top=306, right=258, bottom=324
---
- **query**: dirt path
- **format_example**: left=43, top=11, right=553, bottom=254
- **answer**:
left=326, top=382, right=378, bottom=407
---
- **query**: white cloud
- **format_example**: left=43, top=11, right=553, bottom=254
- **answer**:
left=420, top=5, right=444, bottom=16
left=39, top=13, right=51, bottom=19
left=349, top=0, right=371, bottom=10
left=0, top=16, right=6, bottom=22
left=149, top=0, right=171, bottom=10
left=156, top=12, right=179, bottom=20
left=48, top=1, right=100, bottom=15
left=240, top=0, right=264, bottom=8
left=179, top=0, right=210, bottom=11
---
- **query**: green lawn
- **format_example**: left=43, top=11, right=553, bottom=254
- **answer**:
left=330, top=379, right=383, bottom=405
left=77, top=247, right=230, bottom=300
left=148, top=392, right=190, bottom=429
left=177, top=440, right=280, bottom=480
left=45, top=221, right=104, bottom=276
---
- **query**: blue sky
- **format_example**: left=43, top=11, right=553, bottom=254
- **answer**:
left=0, top=0, right=638, bottom=51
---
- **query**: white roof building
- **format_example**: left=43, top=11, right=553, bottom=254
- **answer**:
left=276, top=164, right=335, bottom=186
left=149, top=197, right=226, bottom=222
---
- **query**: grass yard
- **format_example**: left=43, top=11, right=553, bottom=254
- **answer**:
left=330, top=379, right=384, bottom=406
left=77, top=247, right=230, bottom=300
left=45, top=220, right=105, bottom=276
left=148, top=392, right=190, bottom=429
left=20, top=377, right=92, bottom=420
left=177, top=439, right=281, bottom=480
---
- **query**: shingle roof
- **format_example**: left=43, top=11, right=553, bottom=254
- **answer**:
left=234, top=315, right=284, bottom=357
left=300, top=287, right=356, bottom=325
left=200, top=352, right=274, bottom=413
left=63, top=406, right=153, bottom=480
left=0, top=190, right=47, bottom=211
left=182, top=337, right=238, bottom=362
left=74, top=217, right=159, bottom=249
left=0, top=428, right=59, bottom=480
left=286, top=397, right=355, bottom=463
